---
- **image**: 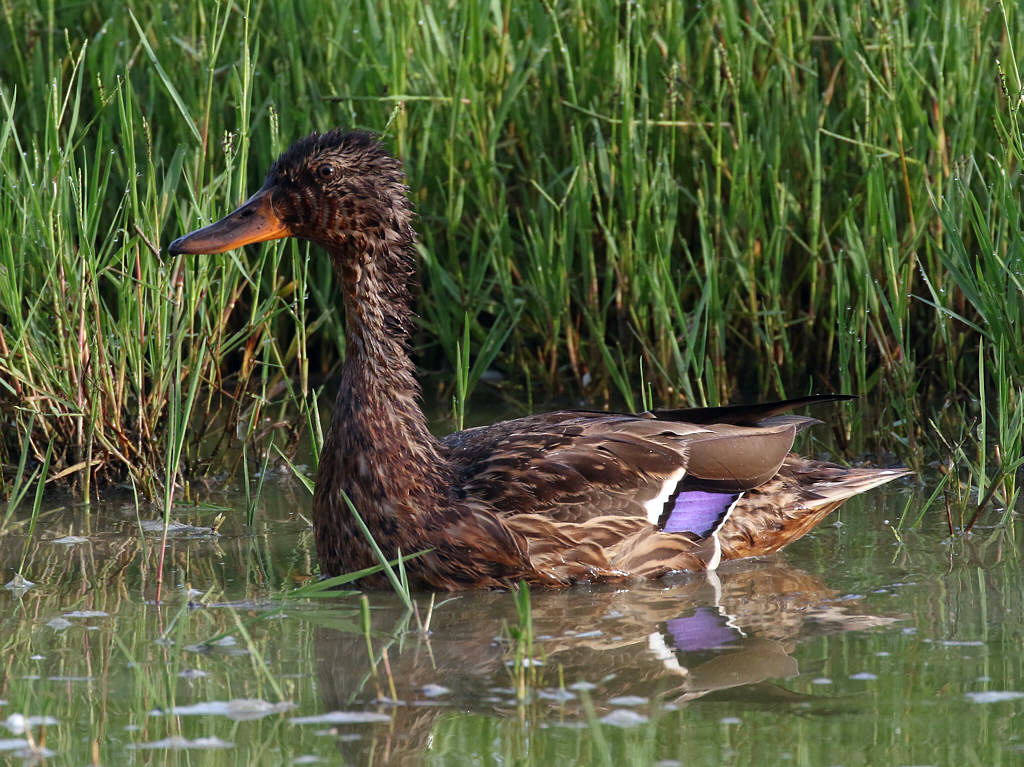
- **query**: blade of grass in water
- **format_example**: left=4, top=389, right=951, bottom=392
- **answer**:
left=342, top=492, right=419, bottom=610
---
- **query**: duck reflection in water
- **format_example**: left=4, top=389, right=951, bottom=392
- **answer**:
left=311, top=559, right=898, bottom=764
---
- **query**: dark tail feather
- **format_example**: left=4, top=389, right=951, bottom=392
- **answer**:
left=652, top=394, right=857, bottom=427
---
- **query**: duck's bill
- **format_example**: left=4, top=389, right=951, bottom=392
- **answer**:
left=168, top=187, right=291, bottom=255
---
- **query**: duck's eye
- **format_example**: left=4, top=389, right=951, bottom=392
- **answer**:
left=317, top=164, right=336, bottom=180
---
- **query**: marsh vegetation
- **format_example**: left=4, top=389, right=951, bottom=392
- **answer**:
left=1, top=0, right=1022, bottom=508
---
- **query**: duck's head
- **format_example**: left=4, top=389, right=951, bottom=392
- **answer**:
left=169, top=130, right=414, bottom=257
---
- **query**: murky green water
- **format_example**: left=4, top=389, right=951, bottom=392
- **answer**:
left=2, top=481, right=1022, bottom=766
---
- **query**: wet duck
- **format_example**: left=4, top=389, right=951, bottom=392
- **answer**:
left=169, top=130, right=908, bottom=590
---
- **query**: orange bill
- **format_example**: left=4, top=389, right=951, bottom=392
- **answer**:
left=168, top=187, right=291, bottom=255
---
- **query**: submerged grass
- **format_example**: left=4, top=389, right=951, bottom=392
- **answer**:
left=0, top=0, right=1022, bottom=524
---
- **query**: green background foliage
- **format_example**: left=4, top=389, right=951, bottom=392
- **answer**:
left=1, top=0, right=1022, bottom=499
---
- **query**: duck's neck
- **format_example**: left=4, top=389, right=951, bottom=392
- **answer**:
left=337, top=244, right=442, bottom=463
left=312, top=228, right=450, bottom=570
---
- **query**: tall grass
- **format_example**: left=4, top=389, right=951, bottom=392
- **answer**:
left=0, top=0, right=1022, bottom=509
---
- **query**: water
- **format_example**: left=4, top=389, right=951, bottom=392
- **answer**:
left=1, top=482, right=1022, bottom=765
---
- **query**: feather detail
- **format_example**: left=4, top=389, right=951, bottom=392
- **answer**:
left=643, top=468, right=687, bottom=525
left=658, top=490, right=742, bottom=537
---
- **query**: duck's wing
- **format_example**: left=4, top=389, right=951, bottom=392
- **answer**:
left=442, top=406, right=809, bottom=535
left=438, top=396, right=907, bottom=582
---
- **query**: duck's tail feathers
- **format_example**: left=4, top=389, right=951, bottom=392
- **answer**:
left=717, top=464, right=910, bottom=561
left=802, top=467, right=911, bottom=510
left=652, top=394, right=856, bottom=427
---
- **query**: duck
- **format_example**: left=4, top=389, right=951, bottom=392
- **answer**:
left=169, top=129, right=908, bottom=590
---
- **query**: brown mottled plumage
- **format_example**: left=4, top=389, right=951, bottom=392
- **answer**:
left=169, top=130, right=908, bottom=590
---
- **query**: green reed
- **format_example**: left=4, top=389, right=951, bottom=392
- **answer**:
left=506, top=581, right=537, bottom=702
left=0, top=0, right=1022, bottom=525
